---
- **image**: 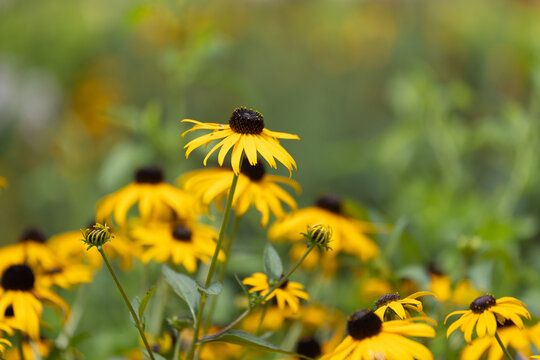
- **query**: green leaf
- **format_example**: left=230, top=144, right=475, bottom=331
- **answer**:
left=200, top=330, right=312, bottom=359
left=263, top=243, right=283, bottom=280
left=143, top=350, right=167, bottom=360
left=138, top=285, right=156, bottom=321
left=197, top=281, right=223, bottom=296
left=130, top=297, right=141, bottom=328
left=162, top=266, right=201, bottom=321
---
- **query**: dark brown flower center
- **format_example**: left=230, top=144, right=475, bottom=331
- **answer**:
left=296, top=337, right=321, bottom=359
left=347, top=310, right=382, bottom=340
left=19, top=228, right=47, bottom=243
left=375, top=293, right=401, bottom=309
left=1, top=264, right=35, bottom=291
left=4, top=305, right=14, bottom=317
left=172, top=225, right=192, bottom=242
left=315, top=195, right=342, bottom=214
left=470, top=295, right=496, bottom=314
left=241, top=159, right=265, bottom=182
left=135, top=166, right=164, bottom=184
left=229, top=107, right=264, bottom=134
left=278, top=274, right=289, bottom=289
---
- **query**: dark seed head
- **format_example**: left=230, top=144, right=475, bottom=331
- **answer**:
left=347, top=310, right=382, bottom=340
left=375, top=293, right=401, bottom=309
left=5, top=305, right=14, bottom=317
left=172, top=225, right=192, bottom=242
left=134, top=166, right=164, bottom=184
left=296, top=337, right=321, bottom=359
left=315, top=195, right=342, bottom=214
left=1, top=264, right=35, bottom=291
left=470, top=295, right=496, bottom=314
left=428, top=263, right=444, bottom=276
left=19, top=228, right=47, bottom=243
left=229, top=107, right=264, bottom=134
left=497, top=319, right=515, bottom=329
left=240, top=158, right=265, bottom=182
left=278, top=275, right=289, bottom=290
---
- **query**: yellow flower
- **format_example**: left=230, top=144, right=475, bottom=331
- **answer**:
left=269, top=195, right=380, bottom=262
left=125, top=331, right=173, bottom=359
left=179, top=160, right=300, bottom=227
left=242, top=272, right=309, bottom=313
left=5, top=337, right=51, bottom=360
left=0, top=228, right=61, bottom=271
left=131, top=221, right=223, bottom=273
left=428, top=267, right=482, bottom=305
left=241, top=305, right=298, bottom=333
left=359, top=278, right=393, bottom=300
left=37, top=261, right=93, bottom=289
left=374, top=291, right=434, bottom=320
left=180, top=326, right=243, bottom=360
left=460, top=320, right=537, bottom=360
left=0, top=264, right=69, bottom=340
left=96, top=166, right=197, bottom=227
left=182, top=107, right=299, bottom=175
left=445, top=295, right=531, bottom=343
left=0, top=176, right=7, bottom=192
left=321, top=310, right=435, bottom=360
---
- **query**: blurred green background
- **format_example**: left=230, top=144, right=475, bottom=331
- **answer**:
left=2, top=0, right=540, bottom=358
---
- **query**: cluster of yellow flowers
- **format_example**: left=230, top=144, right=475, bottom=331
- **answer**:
left=1, top=106, right=539, bottom=360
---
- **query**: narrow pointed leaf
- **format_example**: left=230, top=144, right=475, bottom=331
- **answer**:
left=138, top=285, right=156, bottom=321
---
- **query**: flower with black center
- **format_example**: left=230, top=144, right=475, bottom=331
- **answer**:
left=37, top=261, right=93, bottom=289
left=179, top=158, right=300, bottom=227
left=374, top=291, right=434, bottom=321
left=428, top=265, right=481, bottom=306
left=296, top=337, right=322, bottom=359
left=0, top=263, right=69, bottom=340
left=0, top=228, right=61, bottom=271
left=131, top=221, right=224, bottom=273
left=321, top=310, right=435, bottom=360
left=182, top=107, right=299, bottom=175
left=460, top=320, right=540, bottom=360
left=242, top=272, right=309, bottom=313
left=269, top=195, right=380, bottom=262
left=445, top=294, right=531, bottom=343
left=96, top=166, right=198, bottom=227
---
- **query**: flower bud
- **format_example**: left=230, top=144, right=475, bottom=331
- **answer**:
left=304, top=224, right=332, bottom=250
left=81, top=223, right=113, bottom=250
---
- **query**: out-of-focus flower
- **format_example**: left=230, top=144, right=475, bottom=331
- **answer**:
left=242, top=272, right=309, bottom=313
left=359, top=278, right=393, bottom=300
left=5, top=337, right=51, bottom=360
left=182, top=107, right=299, bottom=175
left=269, top=195, right=380, bottom=262
left=0, top=176, right=7, bottom=192
left=97, top=166, right=197, bottom=227
left=0, top=228, right=60, bottom=271
left=37, top=261, right=93, bottom=289
left=428, top=266, right=482, bottom=305
left=241, top=305, right=299, bottom=333
left=0, top=264, right=68, bottom=340
left=321, top=310, right=435, bottom=360
left=180, top=160, right=300, bottom=227
left=131, top=221, right=223, bottom=273
left=124, top=331, right=173, bottom=360
left=374, top=292, right=434, bottom=321
left=446, top=295, right=530, bottom=343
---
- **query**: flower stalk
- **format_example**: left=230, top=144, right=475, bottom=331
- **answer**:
left=98, top=249, right=155, bottom=360
left=494, top=332, right=514, bottom=360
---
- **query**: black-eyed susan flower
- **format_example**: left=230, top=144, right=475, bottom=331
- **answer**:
left=182, top=107, right=299, bottom=175
left=445, top=294, right=531, bottom=343
left=124, top=331, right=173, bottom=360
left=180, top=159, right=301, bottom=227
left=0, top=228, right=60, bottom=271
left=241, top=305, right=298, bottom=333
left=242, top=272, right=309, bottom=313
left=131, top=221, right=223, bottom=273
left=269, top=195, right=380, bottom=262
left=374, top=291, right=434, bottom=321
left=0, top=322, right=12, bottom=356
left=96, top=166, right=197, bottom=227
left=37, top=261, right=93, bottom=289
left=428, top=265, right=482, bottom=305
left=0, top=263, right=68, bottom=339
left=460, top=320, right=539, bottom=360
left=180, top=326, right=244, bottom=360
left=321, top=310, right=435, bottom=360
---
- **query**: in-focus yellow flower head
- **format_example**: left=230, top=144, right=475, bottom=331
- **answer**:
left=303, top=223, right=333, bottom=251
left=321, top=310, right=435, bottom=360
left=180, top=159, right=300, bottom=227
left=445, top=294, right=531, bottom=343
left=182, top=107, right=300, bottom=175
left=374, top=291, right=434, bottom=321
left=81, top=223, right=113, bottom=250
left=242, top=272, right=309, bottom=313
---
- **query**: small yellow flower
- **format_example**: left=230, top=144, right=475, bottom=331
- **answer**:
left=374, top=291, right=434, bottom=320
left=445, top=294, right=531, bottom=343
left=179, top=160, right=300, bottom=227
left=131, top=221, right=223, bottom=273
left=37, top=261, right=93, bottom=289
left=182, top=107, right=299, bottom=175
left=321, top=310, right=435, bottom=360
left=242, top=272, right=309, bottom=313
left=0, top=176, right=7, bottom=192
left=0, top=263, right=69, bottom=340
left=0, top=228, right=61, bottom=271
left=96, top=166, right=197, bottom=227
left=269, top=195, right=380, bottom=262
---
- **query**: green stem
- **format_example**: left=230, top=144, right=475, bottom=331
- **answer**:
left=494, top=332, right=513, bottom=360
left=172, top=329, right=182, bottom=360
left=99, top=249, right=155, bottom=360
left=186, top=171, right=241, bottom=360
left=204, top=243, right=317, bottom=341
left=203, top=214, right=242, bottom=334
left=255, top=302, right=269, bottom=336
left=17, top=331, right=25, bottom=360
